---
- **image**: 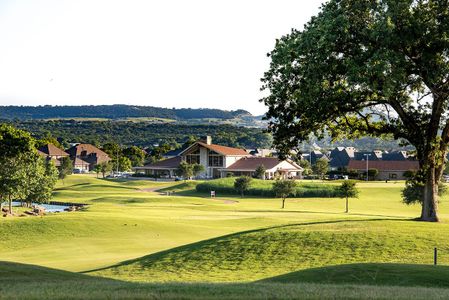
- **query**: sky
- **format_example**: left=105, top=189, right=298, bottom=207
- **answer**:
left=0, top=0, right=324, bottom=115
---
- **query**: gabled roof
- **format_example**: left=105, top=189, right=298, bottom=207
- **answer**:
left=383, top=151, right=408, bottom=161
left=135, top=156, right=182, bottom=170
left=347, top=160, right=419, bottom=171
left=38, top=144, right=69, bottom=157
left=225, top=157, right=302, bottom=171
left=67, top=143, right=109, bottom=158
left=180, top=141, right=248, bottom=156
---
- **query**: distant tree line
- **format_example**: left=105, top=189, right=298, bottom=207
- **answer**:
left=0, top=105, right=250, bottom=120
left=6, top=120, right=273, bottom=149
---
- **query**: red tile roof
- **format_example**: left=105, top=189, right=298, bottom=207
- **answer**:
left=226, top=157, right=302, bottom=171
left=38, top=144, right=69, bottom=157
left=347, top=160, right=419, bottom=171
left=191, top=142, right=248, bottom=156
left=136, top=156, right=182, bottom=170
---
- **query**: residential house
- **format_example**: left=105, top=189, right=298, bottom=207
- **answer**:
left=329, top=147, right=356, bottom=170
left=134, top=136, right=302, bottom=179
left=66, top=143, right=111, bottom=171
left=347, top=160, right=419, bottom=180
left=37, top=143, right=69, bottom=167
left=310, top=150, right=328, bottom=165
left=73, top=157, right=90, bottom=173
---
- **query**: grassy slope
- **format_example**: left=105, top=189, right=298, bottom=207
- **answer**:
left=90, top=218, right=449, bottom=282
left=3, top=261, right=449, bottom=300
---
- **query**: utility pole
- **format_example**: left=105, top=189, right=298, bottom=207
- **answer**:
left=116, top=147, right=119, bottom=175
left=364, top=154, right=371, bottom=181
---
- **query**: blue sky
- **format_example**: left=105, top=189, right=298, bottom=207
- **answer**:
left=0, top=0, right=324, bottom=115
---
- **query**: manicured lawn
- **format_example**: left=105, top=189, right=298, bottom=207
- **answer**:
left=2, top=175, right=449, bottom=298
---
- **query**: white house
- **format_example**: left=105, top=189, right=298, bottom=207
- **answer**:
left=135, top=136, right=303, bottom=179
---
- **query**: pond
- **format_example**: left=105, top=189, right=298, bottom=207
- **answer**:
left=8, top=202, right=70, bottom=213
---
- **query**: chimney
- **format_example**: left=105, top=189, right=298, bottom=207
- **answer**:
left=201, top=136, right=212, bottom=145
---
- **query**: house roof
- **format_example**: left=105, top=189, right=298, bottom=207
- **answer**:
left=225, top=157, right=302, bottom=171
left=383, top=151, right=408, bottom=161
left=135, top=156, right=182, bottom=170
left=67, top=143, right=109, bottom=158
left=347, top=160, right=419, bottom=171
left=38, top=144, right=69, bottom=157
left=354, top=151, right=383, bottom=160
left=180, top=141, right=248, bottom=156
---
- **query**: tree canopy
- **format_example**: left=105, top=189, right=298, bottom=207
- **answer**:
left=234, top=176, right=252, bottom=197
left=272, top=179, right=297, bottom=209
left=262, top=0, right=449, bottom=221
left=0, top=124, right=58, bottom=214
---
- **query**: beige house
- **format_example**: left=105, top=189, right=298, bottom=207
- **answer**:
left=37, top=143, right=69, bottom=167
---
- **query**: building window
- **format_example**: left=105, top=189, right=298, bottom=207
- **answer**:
left=389, top=173, right=397, bottom=179
left=208, top=154, right=223, bottom=167
left=186, top=149, right=200, bottom=164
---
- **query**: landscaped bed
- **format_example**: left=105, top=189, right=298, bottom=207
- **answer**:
left=196, top=178, right=341, bottom=198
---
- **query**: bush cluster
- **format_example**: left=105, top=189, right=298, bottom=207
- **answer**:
left=196, top=178, right=340, bottom=198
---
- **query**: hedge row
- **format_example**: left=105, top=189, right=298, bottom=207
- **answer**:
left=196, top=178, right=340, bottom=198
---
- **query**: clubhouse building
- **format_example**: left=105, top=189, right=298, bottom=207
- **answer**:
left=135, top=136, right=302, bottom=179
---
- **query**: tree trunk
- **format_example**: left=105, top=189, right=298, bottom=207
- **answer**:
left=345, top=196, right=348, bottom=213
left=421, top=166, right=439, bottom=222
left=8, top=195, right=12, bottom=215
left=281, top=198, right=285, bottom=209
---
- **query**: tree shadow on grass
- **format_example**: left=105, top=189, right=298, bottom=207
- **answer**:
left=54, top=182, right=90, bottom=191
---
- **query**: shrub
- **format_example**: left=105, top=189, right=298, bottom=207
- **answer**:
left=196, top=178, right=340, bottom=198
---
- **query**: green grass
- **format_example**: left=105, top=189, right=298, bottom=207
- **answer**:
left=158, top=181, right=200, bottom=193
left=196, top=177, right=341, bottom=197
left=3, top=175, right=449, bottom=298
left=4, top=261, right=449, bottom=299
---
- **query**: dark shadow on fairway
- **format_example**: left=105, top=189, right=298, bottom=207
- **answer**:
left=84, top=218, right=411, bottom=274
left=69, top=184, right=138, bottom=191
left=260, top=263, right=449, bottom=288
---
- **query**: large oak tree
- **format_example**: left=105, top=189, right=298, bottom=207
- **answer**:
left=261, top=0, right=449, bottom=221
